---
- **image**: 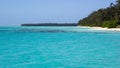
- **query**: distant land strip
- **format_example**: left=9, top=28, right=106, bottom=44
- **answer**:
left=21, top=23, right=77, bottom=26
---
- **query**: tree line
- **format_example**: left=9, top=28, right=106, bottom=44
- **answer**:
left=78, top=0, right=120, bottom=28
left=21, top=23, right=77, bottom=26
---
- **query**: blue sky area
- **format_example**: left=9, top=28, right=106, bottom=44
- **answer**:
left=0, top=0, right=116, bottom=26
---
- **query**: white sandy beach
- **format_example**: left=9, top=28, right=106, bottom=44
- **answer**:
left=91, top=27, right=120, bottom=31
left=77, top=26, right=120, bottom=31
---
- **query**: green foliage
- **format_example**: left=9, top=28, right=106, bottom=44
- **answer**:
left=78, top=0, right=120, bottom=28
left=116, top=25, right=120, bottom=28
left=102, top=20, right=118, bottom=28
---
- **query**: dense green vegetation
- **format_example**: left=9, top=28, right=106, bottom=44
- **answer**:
left=21, top=23, right=77, bottom=26
left=78, top=0, right=120, bottom=28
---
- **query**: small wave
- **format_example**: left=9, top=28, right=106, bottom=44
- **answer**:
left=13, top=61, right=38, bottom=66
left=0, top=51, right=36, bottom=58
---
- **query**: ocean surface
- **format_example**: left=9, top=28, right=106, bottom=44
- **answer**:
left=0, top=26, right=120, bottom=68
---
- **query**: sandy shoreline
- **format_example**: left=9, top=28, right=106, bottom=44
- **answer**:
left=91, top=27, right=120, bottom=31
left=77, top=26, right=120, bottom=31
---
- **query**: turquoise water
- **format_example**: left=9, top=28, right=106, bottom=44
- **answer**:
left=0, top=26, right=120, bottom=68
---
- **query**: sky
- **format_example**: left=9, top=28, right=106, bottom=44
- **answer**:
left=0, top=0, right=116, bottom=26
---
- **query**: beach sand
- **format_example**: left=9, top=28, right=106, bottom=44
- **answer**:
left=91, top=27, right=120, bottom=31
left=77, top=26, right=120, bottom=31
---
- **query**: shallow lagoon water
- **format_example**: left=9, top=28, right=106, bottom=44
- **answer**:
left=0, top=26, right=120, bottom=68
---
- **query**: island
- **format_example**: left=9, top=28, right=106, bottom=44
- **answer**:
left=21, top=0, right=120, bottom=28
left=78, top=0, right=120, bottom=28
left=21, top=23, right=77, bottom=26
